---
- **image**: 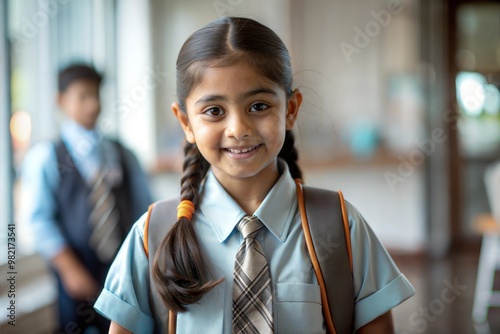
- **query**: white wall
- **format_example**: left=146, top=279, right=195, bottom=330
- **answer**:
left=114, top=0, right=156, bottom=165
left=290, top=0, right=422, bottom=161
left=287, top=1, right=425, bottom=251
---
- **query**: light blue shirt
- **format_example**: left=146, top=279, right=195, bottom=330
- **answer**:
left=21, top=120, right=153, bottom=259
left=95, top=163, right=415, bottom=333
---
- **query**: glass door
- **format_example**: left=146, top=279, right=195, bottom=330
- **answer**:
left=454, top=2, right=500, bottom=243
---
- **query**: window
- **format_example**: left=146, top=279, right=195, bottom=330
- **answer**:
left=1, top=1, right=118, bottom=330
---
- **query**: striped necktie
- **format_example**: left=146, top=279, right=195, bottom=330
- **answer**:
left=88, top=172, right=121, bottom=262
left=232, top=215, right=274, bottom=334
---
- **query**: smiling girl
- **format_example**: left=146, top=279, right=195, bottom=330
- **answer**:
left=94, top=17, right=414, bottom=334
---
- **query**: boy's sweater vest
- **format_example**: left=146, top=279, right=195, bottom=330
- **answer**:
left=54, top=139, right=134, bottom=282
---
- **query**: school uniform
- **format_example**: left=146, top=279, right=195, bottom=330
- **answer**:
left=22, top=120, right=153, bottom=332
left=94, top=161, right=415, bottom=333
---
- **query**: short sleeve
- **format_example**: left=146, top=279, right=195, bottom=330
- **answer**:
left=347, top=201, right=415, bottom=330
left=94, top=213, right=155, bottom=333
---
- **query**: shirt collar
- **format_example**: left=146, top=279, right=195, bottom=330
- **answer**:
left=199, top=159, right=297, bottom=244
left=60, top=120, right=100, bottom=156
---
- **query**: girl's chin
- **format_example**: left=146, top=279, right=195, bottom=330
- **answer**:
left=212, top=162, right=279, bottom=183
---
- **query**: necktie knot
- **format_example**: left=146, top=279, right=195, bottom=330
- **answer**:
left=237, top=215, right=263, bottom=239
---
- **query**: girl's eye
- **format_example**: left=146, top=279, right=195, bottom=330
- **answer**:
left=203, top=107, right=225, bottom=117
left=250, top=103, right=269, bottom=112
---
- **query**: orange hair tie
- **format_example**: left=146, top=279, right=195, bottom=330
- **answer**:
left=177, top=200, right=195, bottom=220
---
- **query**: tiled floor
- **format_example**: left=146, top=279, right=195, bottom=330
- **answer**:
left=392, top=251, right=500, bottom=334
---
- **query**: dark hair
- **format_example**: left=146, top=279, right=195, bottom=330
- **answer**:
left=58, top=64, right=102, bottom=92
left=153, top=16, right=302, bottom=312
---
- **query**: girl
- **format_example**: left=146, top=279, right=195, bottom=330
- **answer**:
left=95, top=16, right=415, bottom=334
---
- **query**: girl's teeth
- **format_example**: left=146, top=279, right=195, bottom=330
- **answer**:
left=229, top=146, right=257, bottom=153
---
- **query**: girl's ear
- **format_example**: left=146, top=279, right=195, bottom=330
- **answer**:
left=172, top=103, right=196, bottom=144
left=286, top=89, right=302, bottom=130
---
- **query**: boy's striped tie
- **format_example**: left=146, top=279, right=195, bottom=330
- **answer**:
left=232, top=215, right=274, bottom=334
left=88, top=172, right=121, bottom=262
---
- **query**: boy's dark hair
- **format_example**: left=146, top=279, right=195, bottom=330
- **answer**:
left=58, top=64, right=102, bottom=92
left=153, top=16, right=302, bottom=313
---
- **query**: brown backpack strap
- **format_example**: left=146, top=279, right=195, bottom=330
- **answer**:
left=168, top=310, right=177, bottom=334
left=338, top=191, right=353, bottom=272
left=295, top=179, right=354, bottom=334
left=143, top=203, right=155, bottom=257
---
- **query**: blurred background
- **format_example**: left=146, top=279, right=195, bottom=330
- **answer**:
left=1, top=0, right=500, bottom=333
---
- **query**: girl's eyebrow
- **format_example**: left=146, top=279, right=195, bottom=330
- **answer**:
left=195, top=88, right=278, bottom=105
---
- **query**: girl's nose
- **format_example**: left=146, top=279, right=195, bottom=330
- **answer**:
left=225, top=112, right=254, bottom=140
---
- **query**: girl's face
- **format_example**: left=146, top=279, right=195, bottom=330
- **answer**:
left=173, top=62, right=301, bottom=187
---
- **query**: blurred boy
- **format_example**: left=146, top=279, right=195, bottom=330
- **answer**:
left=22, top=64, right=153, bottom=333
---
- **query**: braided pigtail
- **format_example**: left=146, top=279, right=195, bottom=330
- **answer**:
left=152, top=142, right=222, bottom=312
left=278, top=130, right=302, bottom=180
